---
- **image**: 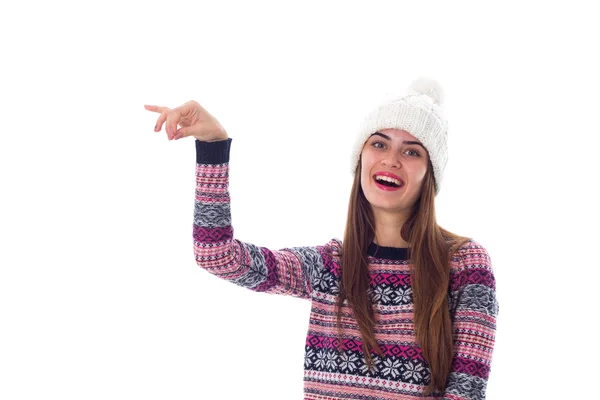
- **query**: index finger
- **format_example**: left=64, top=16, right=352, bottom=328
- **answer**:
left=144, top=104, right=168, bottom=113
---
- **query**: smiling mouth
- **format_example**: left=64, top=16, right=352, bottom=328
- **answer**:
left=373, top=175, right=404, bottom=189
left=373, top=179, right=404, bottom=192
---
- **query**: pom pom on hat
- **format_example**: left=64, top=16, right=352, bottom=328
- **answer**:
left=407, top=76, right=444, bottom=106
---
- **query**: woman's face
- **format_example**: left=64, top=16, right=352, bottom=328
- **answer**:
left=360, top=128, right=429, bottom=215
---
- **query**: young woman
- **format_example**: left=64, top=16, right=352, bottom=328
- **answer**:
left=144, top=77, right=499, bottom=399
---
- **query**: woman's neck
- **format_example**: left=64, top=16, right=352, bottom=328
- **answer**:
left=373, top=213, right=409, bottom=247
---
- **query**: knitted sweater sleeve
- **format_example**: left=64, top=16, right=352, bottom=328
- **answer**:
left=192, top=138, right=336, bottom=300
left=443, top=240, right=499, bottom=400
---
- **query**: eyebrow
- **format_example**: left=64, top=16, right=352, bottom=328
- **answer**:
left=370, top=132, right=426, bottom=150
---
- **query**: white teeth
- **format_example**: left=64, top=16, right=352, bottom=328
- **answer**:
left=375, top=175, right=402, bottom=186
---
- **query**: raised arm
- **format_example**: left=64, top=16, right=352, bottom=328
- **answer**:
left=193, top=138, right=338, bottom=299
left=145, top=100, right=338, bottom=300
left=444, top=239, right=499, bottom=400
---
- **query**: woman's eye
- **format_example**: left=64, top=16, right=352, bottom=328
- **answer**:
left=370, top=141, right=419, bottom=157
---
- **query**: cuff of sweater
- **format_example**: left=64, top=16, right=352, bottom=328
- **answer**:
left=195, top=138, right=232, bottom=164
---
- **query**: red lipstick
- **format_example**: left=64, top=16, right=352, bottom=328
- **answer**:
left=373, top=171, right=405, bottom=191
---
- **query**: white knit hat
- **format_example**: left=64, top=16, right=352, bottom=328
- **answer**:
left=350, top=77, right=449, bottom=195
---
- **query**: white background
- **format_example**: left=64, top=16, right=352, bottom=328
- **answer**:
left=1, top=1, right=598, bottom=399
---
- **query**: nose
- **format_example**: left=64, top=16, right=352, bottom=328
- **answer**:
left=381, top=154, right=401, bottom=168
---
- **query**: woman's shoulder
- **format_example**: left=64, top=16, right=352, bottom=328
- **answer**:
left=315, top=237, right=343, bottom=276
left=449, top=237, right=495, bottom=288
left=324, top=237, right=343, bottom=254
left=449, top=237, right=492, bottom=268
left=453, top=237, right=488, bottom=255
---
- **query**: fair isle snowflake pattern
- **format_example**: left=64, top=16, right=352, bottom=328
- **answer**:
left=381, top=357, right=402, bottom=379
left=393, top=286, right=413, bottom=305
left=330, top=278, right=340, bottom=295
left=303, top=342, right=431, bottom=384
left=304, top=348, right=315, bottom=368
left=312, top=273, right=328, bottom=291
left=193, top=139, right=499, bottom=400
left=367, top=277, right=413, bottom=307
left=358, top=355, right=382, bottom=376
left=372, top=285, right=393, bottom=303
left=314, top=349, right=328, bottom=370
left=402, top=360, right=425, bottom=383
left=325, top=351, right=338, bottom=370
left=339, top=352, right=360, bottom=373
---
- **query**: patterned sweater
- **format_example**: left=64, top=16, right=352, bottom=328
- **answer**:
left=192, top=138, right=499, bottom=400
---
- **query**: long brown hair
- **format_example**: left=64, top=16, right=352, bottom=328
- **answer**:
left=335, top=155, right=470, bottom=395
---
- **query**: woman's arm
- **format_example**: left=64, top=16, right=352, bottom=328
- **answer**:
left=193, top=138, right=339, bottom=300
left=444, top=239, right=499, bottom=400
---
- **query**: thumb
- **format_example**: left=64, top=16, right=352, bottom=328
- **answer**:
left=174, top=125, right=214, bottom=140
left=174, top=127, right=190, bottom=140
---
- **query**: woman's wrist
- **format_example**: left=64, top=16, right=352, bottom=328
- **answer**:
left=195, top=133, right=229, bottom=142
